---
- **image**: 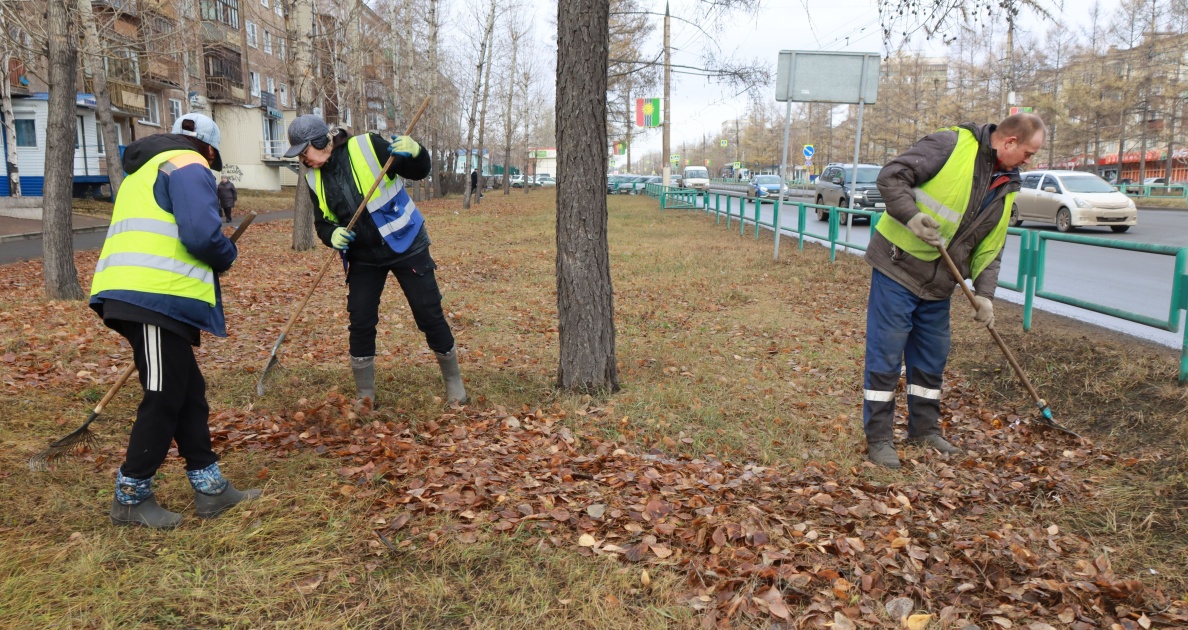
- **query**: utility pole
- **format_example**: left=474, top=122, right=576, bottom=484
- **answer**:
left=662, top=1, right=671, bottom=186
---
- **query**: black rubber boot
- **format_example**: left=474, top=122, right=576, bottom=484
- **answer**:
left=194, top=484, right=262, bottom=519
left=110, top=495, right=183, bottom=529
left=867, top=441, right=901, bottom=469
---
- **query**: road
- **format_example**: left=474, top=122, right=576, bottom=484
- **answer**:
left=696, top=188, right=1188, bottom=348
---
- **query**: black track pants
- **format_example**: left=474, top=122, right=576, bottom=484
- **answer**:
left=115, top=322, right=218, bottom=480
left=346, top=247, right=455, bottom=357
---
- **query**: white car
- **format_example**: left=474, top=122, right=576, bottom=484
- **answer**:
left=681, top=166, right=710, bottom=191
left=1012, top=170, right=1137, bottom=233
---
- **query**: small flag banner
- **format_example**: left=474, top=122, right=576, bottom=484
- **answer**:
left=614, top=141, right=627, bottom=155
left=636, top=98, right=662, bottom=127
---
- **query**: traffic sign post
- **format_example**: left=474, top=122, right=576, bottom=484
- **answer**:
left=720, top=139, right=728, bottom=148
left=670, top=154, right=680, bottom=166
left=803, top=144, right=815, bottom=159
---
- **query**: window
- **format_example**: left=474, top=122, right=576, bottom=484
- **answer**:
left=95, top=120, right=120, bottom=154
left=246, top=21, right=258, bottom=48
left=168, top=98, right=183, bottom=128
left=274, top=0, right=281, bottom=17
left=140, top=93, right=161, bottom=125
left=1022, top=174, right=1042, bottom=189
left=263, top=30, right=272, bottom=54
left=201, top=0, right=239, bottom=28
left=279, top=38, right=286, bottom=61
left=266, top=76, right=275, bottom=94
left=279, top=83, right=288, bottom=106
left=250, top=71, right=260, bottom=97
left=1040, top=175, right=1061, bottom=193
left=260, top=0, right=267, bottom=6
left=15, top=119, right=35, bottom=147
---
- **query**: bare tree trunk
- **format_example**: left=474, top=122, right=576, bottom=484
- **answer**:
left=501, top=25, right=521, bottom=195
left=427, top=0, right=440, bottom=199
left=474, top=23, right=496, bottom=204
left=0, top=21, right=21, bottom=197
left=290, top=0, right=317, bottom=251
left=555, top=0, right=617, bottom=393
left=76, top=0, right=125, bottom=197
left=389, top=0, right=403, bottom=127
left=462, top=0, right=496, bottom=209
left=43, top=0, right=85, bottom=300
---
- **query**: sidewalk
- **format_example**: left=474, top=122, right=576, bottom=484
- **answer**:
left=0, top=213, right=110, bottom=243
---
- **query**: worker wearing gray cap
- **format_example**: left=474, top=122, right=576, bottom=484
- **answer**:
left=285, top=114, right=467, bottom=407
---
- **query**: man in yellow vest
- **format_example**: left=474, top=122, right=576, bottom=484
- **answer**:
left=90, top=113, right=261, bottom=527
left=284, top=114, right=467, bottom=408
left=862, top=113, right=1045, bottom=469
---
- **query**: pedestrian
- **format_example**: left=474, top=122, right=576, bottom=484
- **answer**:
left=217, top=175, right=237, bottom=223
left=470, top=168, right=482, bottom=199
left=284, top=114, right=468, bottom=407
left=861, top=112, right=1045, bottom=469
left=90, top=113, right=261, bottom=528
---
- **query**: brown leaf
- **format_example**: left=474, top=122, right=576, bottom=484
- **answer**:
left=905, top=614, right=932, bottom=630
left=832, top=611, right=856, bottom=630
left=295, top=574, right=324, bottom=595
left=756, top=586, right=790, bottom=620
left=586, top=503, right=607, bottom=518
left=650, top=544, right=673, bottom=558
left=640, top=569, right=651, bottom=587
left=550, top=507, right=571, bottom=521
left=991, top=617, right=1013, bottom=628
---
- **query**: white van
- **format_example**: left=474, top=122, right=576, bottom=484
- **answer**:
left=681, top=166, right=710, bottom=190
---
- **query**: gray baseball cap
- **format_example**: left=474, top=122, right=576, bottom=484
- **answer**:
left=172, top=113, right=223, bottom=170
left=284, top=114, right=331, bottom=158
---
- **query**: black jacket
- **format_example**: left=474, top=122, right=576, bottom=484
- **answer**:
left=217, top=180, right=237, bottom=207
left=308, top=130, right=432, bottom=266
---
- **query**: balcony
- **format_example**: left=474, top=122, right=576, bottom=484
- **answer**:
left=93, top=0, right=137, bottom=15
left=83, top=77, right=147, bottom=116
left=143, top=56, right=181, bottom=88
left=261, top=139, right=293, bottom=161
left=8, top=58, right=30, bottom=96
left=206, top=75, right=245, bottom=103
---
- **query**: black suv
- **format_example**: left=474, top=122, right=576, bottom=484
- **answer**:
left=813, top=163, right=883, bottom=223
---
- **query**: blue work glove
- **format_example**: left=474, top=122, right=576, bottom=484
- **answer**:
left=330, top=227, right=355, bottom=251
left=388, top=135, right=421, bottom=158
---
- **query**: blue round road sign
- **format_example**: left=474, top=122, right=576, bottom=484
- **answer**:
left=803, top=145, right=815, bottom=158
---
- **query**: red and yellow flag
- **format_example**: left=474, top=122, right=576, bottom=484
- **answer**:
left=635, top=98, right=661, bottom=127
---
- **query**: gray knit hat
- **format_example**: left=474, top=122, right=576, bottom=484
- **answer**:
left=284, top=114, right=332, bottom=158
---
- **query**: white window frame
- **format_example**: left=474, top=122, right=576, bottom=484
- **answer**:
left=279, top=83, right=288, bottom=106
left=15, top=118, right=36, bottom=147
left=250, top=71, right=261, bottom=97
left=263, top=30, right=272, bottom=55
left=246, top=21, right=258, bottom=48
left=274, top=1, right=282, bottom=17
left=260, top=0, right=268, bottom=7
left=266, top=76, right=275, bottom=95
left=279, top=38, right=286, bottom=61
left=140, top=93, right=161, bottom=126
left=168, top=98, right=183, bottom=128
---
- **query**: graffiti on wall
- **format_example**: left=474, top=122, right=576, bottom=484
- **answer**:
left=221, top=164, right=243, bottom=183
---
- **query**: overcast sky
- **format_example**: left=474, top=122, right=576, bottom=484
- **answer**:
left=600, top=0, right=1123, bottom=165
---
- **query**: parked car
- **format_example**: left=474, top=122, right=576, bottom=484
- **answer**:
left=511, top=175, right=539, bottom=189
left=1012, top=170, right=1137, bottom=233
left=537, top=176, right=556, bottom=188
left=612, top=175, right=650, bottom=194
left=747, top=174, right=787, bottom=204
left=607, top=174, right=627, bottom=194
left=814, top=163, right=883, bottom=222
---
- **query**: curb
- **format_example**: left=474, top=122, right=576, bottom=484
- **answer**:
left=0, top=225, right=108, bottom=244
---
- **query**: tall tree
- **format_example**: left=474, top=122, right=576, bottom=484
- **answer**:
left=556, top=0, right=617, bottom=392
left=0, top=12, right=20, bottom=197
left=289, top=0, right=317, bottom=251
left=500, top=17, right=525, bottom=194
left=43, top=0, right=84, bottom=300
left=462, top=0, right=496, bottom=209
left=75, top=0, right=124, bottom=197
left=474, top=16, right=497, bottom=204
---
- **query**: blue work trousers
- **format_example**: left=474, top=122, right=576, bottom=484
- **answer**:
left=862, top=269, right=951, bottom=442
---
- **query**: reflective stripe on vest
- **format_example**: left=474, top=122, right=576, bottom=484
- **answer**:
left=874, top=127, right=1013, bottom=281
left=305, top=136, right=422, bottom=252
left=90, top=149, right=217, bottom=306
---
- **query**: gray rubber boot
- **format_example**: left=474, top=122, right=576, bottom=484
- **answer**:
left=194, top=484, right=263, bottom=519
left=434, top=347, right=469, bottom=404
left=111, top=495, right=183, bottom=529
left=351, top=355, right=376, bottom=405
left=908, top=434, right=962, bottom=455
left=867, top=441, right=901, bottom=469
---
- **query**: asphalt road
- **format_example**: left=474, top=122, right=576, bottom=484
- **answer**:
left=698, top=189, right=1187, bottom=348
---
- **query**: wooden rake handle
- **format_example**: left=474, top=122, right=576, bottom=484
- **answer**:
left=264, top=97, right=431, bottom=361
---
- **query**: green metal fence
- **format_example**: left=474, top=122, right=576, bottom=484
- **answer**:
left=640, top=187, right=1188, bottom=383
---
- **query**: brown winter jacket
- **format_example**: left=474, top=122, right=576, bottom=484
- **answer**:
left=864, top=122, right=1022, bottom=301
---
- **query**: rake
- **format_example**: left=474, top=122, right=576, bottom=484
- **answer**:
left=256, top=96, right=430, bottom=396
left=29, top=210, right=259, bottom=471
left=937, top=244, right=1083, bottom=440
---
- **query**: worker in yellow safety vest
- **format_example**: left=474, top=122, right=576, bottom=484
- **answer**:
left=861, top=113, right=1046, bottom=469
left=90, top=113, right=261, bottom=527
left=285, top=114, right=467, bottom=408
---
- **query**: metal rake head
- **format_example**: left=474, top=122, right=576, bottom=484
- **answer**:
left=28, top=428, right=101, bottom=472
